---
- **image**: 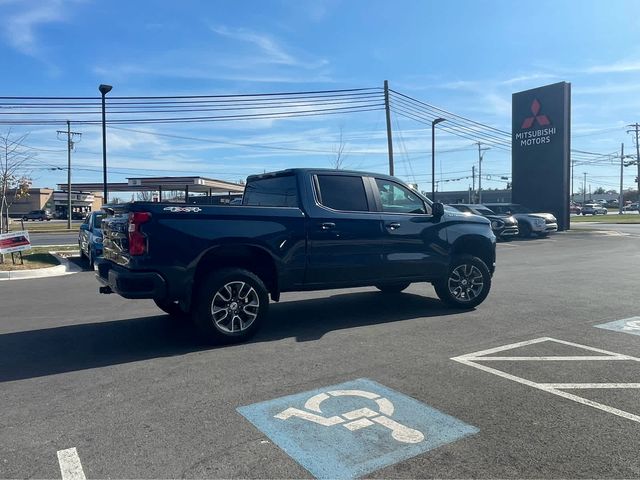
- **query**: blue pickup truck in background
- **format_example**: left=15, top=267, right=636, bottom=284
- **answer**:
left=96, top=169, right=496, bottom=344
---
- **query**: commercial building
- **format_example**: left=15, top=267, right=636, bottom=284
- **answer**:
left=9, top=188, right=103, bottom=218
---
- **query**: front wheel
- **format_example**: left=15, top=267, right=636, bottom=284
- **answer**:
left=433, top=255, right=491, bottom=309
left=519, top=222, right=532, bottom=238
left=193, top=268, right=269, bottom=344
left=375, top=282, right=411, bottom=293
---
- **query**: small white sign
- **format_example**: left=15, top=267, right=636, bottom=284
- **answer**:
left=0, top=230, right=31, bottom=254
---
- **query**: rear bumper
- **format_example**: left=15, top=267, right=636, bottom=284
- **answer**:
left=96, top=259, right=166, bottom=300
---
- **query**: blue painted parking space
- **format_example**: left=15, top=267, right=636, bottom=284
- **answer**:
left=237, top=378, right=478, bottom=479
left=595, top=317, right=640, bottom=337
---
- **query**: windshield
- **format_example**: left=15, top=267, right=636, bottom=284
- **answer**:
left=474, top=207, right=496, bottom=215
left=505, top=204, right=532, bottom=214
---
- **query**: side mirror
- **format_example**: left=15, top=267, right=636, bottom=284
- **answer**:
left=432, top=202, right=445, bottom=218
left=80, top=224, right=89, bottom=231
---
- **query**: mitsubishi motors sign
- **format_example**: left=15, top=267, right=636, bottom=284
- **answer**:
left=512, top=82, right=571, bottom=230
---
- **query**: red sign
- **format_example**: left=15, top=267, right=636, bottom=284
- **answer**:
left=0, top=230, right=32, bottom=254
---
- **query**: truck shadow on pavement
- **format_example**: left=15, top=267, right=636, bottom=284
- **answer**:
left=0, top=291, right=459, bottom=382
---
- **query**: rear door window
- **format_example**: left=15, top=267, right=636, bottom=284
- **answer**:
left=316, top=175, right=369, bottom=212
left=243, top=175, right=298, bottom=207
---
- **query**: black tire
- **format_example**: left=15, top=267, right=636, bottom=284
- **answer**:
left=375, top=282, right=411, bottom=293
left=78, top=243, right=86, bottom=260
left=433, top=255, right=491, bottom=309
left=154, top=298, right=189, bottom=318
left=193, top=268, right=269, bottom=344
left=87, top=249, right=94, bottom=269
left=519, top=222, right=532, bottom=238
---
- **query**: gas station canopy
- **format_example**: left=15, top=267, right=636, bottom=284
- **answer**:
left=59, top=176, right=244, bottom=196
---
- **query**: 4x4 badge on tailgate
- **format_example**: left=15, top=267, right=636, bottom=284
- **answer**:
left=163, top=206, right=202, bottom=213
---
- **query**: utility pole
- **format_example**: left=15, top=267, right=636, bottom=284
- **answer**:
left=583, top=172, right=587, bottom=206
left=57, top=121, right=82, bottom=229
left=620, top=143, right=625, bottom=215
left=627, top=123, right=640, bottom=209
left=571, top=158, right=574, bottom=204
left=618, top=144, right=636, bottom=213
left=477, top=142, right=489, bottom=204
left=383, top=80, right=394, bottom=176
left=471, top=165, right=476, bottom=203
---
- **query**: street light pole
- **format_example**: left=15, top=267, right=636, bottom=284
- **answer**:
left=66, top=121, right=72, bottom=229
left=99, top=84, right=112, bottom=204
left=431, top=117, right=445, bottom=202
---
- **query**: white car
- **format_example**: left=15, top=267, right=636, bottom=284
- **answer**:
left=581, top=203, right=607, bottom=215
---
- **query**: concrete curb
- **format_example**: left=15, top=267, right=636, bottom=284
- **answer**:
left=0, top=252, right=85, bottom=281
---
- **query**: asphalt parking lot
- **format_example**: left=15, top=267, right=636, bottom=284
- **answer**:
left=1, top=228, right=639, bottom=479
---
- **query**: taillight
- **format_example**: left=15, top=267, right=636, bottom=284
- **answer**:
left=128, top=211, right=151, bottom=255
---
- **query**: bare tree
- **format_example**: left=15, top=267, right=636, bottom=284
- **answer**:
left=331, top=126, right=348, bottom=169
left=0, top=130, right=33, bottom=235
left=136, top=191, right=154, bottom=202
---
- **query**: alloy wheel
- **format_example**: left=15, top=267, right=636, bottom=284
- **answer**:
left=211, top=281, right=260, bottom=333
left=447, top=264, right=484, bottom=303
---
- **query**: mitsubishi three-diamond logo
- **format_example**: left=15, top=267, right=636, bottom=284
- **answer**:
left=521, top=99, right=550, bottom=129
left=515, top=98, right=556, bottom=147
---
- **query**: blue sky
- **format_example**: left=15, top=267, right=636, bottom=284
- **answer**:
left=2, top=0, right=640, bottom=197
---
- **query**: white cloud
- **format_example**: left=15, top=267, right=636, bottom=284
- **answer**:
left=93, top=26, right=332, bottom=86
left=3, top=0, right=67, bottom=57
left=211, top=25, right=328, bottom=70
left=212, top=26, right=296, bottom=65
left=584, top=59, right=640, bottom=74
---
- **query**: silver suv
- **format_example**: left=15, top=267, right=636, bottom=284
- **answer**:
left=581, top=203, right=607, bottom=215
left=484, top=203, right=557, bottom=238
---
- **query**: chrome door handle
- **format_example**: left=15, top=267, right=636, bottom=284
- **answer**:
left=320, top=222, right=336, bottom=230
left=387, top=223, right=401, bottom=230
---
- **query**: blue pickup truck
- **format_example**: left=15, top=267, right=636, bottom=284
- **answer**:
left=97, top=169, right=496, bottom=344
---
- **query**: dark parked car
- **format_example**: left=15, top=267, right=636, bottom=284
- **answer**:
left=449, top=204, right=519, bottom=240
left=22, top=209, right=52, bottom=221
left=484, top=203, right=558, bottom=238
left=97, top=169, right=496, bottom=344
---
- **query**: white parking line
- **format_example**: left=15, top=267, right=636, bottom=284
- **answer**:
left=56, top=448, right=86, bottom=480
left=452, top=337, right=640, bottom=424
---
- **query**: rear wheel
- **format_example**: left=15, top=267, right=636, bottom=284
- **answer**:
left=375, top=282, right=411, bottom=293
left=193, top=268, right=269, bottom=344
left=434, top=255, right=491, bottom=309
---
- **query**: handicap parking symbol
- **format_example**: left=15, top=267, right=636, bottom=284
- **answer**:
left=237, top=378, right=478, bottom=479
left=595, top=317, right=640, bottom=337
